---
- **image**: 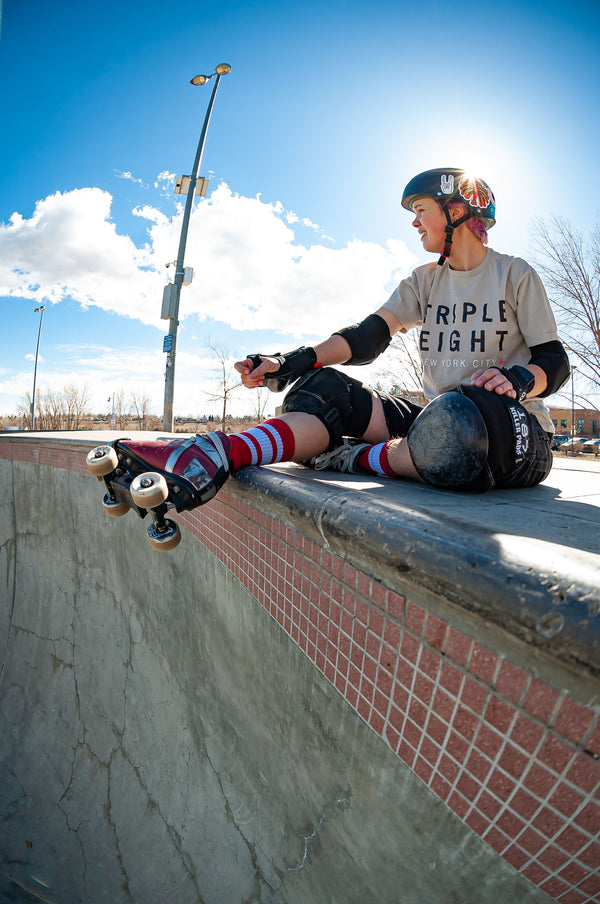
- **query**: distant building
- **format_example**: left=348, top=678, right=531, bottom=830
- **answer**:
left=548, top=407, right=600, bottom=438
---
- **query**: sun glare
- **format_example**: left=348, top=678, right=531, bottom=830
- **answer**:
left=421, top=138, right=522, bottom=211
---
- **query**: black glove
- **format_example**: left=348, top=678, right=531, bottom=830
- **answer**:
left=246, top=347, right=318, bottom=393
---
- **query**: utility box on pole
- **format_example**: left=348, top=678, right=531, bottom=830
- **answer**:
left=161, top=284, right=178, bottom=320
left=174, top=176, right=209, bottom=197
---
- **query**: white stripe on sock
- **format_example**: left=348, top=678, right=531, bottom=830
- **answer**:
left=238, top=424, right=281, bottom=465
left=258, top=423, right=284, bottom=461
left=367, top=444, right=386, bottom=476
left=237, top=433, right=261, bottom=465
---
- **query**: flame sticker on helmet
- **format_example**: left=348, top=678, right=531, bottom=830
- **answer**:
left=458, top=176, right=493, bottom=212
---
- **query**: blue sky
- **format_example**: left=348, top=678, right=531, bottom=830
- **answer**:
left=0, top=0, right=598, bottom=420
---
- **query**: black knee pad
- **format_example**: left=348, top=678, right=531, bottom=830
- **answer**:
left=282, top=367, right=372, bottom=449
left=457, top=385, right=543, bottom=488
left=407, top=390, right=489, bottom=487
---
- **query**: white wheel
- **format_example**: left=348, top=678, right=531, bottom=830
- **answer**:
left=130, top=472, right=169, bottom=509
left=87, top=445, right=118, bottom=476
left=102, top=496, right=129, bottom=517
left=147, top=519, right=181, bottom=552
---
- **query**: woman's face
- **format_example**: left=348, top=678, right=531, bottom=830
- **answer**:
left=411, top=197, right=447, bottom=253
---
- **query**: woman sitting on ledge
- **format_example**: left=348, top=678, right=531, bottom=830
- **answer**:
left=190, top=167, right=570, bottom=495
left=95, top=168, right=571, bottom=506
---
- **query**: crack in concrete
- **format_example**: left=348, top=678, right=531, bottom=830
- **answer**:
left=106, top=748, right=136, bottom=904
left=113, top=745, right=206, bottom=904
left=0, top=469, right=18, bottom=684
left=202, top=744, right=279, bottom=902
left=287, top=789, right=352, bottom=873
left=48, top=583, right=128, bottom=904
left=312, top=492, right=345, bottom=550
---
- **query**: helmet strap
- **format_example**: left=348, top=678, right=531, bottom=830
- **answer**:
left=437, top=205, right=472, bottom=266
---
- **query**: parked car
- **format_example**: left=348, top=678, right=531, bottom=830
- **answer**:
left=581, top=438, right=600, bottom=454
left=551, top=434, right=570, bottom=450
left=557, top=438, right=584, bottom=453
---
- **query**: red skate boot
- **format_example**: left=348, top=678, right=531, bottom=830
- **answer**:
left=86, top=433, right=232, bottom=551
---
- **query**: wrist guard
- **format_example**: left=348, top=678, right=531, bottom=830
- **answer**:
left=247, top=346, right=318, bottom=393
left=498, top=365, right=536, bottom=402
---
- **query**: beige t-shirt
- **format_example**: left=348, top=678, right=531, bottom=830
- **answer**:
left=383, top=248, right=559, bottom=433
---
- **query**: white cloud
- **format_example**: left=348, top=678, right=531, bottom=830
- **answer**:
left=142, top=182, right=416, bottom=339
left=0, top=188, right=164, bottom=325
left=154, top=171, right=176, bottom=194
left=132, top=205, right=170, bottom=226
left=0, top=181, right=416, bottom=340
left=115, top=170, right=148, bottom=187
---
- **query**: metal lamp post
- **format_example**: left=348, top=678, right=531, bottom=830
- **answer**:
left=162, top=63, right=231, bottom=432
left=108, top=394, right=116, bottom=429
left=570, top=364, right=578, bottom=454
left=31, top=305, right=45, bottom=430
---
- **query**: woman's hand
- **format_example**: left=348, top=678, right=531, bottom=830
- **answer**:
left=235, top=356, right=281, bottom=389
left=471, top=367, right=517, bottom=398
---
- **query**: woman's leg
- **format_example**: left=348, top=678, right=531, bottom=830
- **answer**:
left=226, top=414, right=327, bottom=471
left=229, top=375, right=420, bottom=482
left=306, top=390, right=424, bottom=482
left=356, top=391, right=424, bottom=481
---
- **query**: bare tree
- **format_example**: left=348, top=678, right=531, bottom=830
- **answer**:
left=40, top=388, right=65, bottom=430
left=113, top=388, right=129, bottom=429
left=18, top=389, right=55, bottom=429
left=376, top=330, right=427, bottom=405
left=17, top=384, right=93, bottom=430
left=531, top=216, right=600, bottom=394
left=63, top=383, right=91, bottom=430
left=204, top=342, right=242, bottom=430
left=130, top=392, right=152, bottom=430
left=252, top=387, right=270, bottom=422
left=17, top=392, right=32, bottom=429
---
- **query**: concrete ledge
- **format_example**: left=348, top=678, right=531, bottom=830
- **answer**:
left=2, top=431, right=599, bottom=676
left=231, top=460, right=600, bottom=677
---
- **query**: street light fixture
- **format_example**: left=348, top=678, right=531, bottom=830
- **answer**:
left=31, top=305, right=46, bottom=431
left=161, top=63, right=232, bottom=432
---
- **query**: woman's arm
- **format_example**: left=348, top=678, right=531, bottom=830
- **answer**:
left=235, top=307, right=404, bottom=390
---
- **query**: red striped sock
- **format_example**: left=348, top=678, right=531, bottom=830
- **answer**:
left=357, top=442, right=397, bottom=477
left=228, top=418, right=296, bottom=472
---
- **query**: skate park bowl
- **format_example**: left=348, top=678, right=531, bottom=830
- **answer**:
left=1, top=431, right=599, bottom=904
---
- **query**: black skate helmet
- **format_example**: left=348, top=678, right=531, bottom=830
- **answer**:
left=402, top=168, right=496, bottom=264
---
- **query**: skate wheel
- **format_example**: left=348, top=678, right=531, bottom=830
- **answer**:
left=102, top=494, right=129, bottom=517
left=87, top=445, right=118, bottom=476
left=130, top=472, right=169, bottom=509
left=147, top=518, right=181, bottom=552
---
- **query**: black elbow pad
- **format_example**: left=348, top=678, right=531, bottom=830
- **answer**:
left=528, top=341, right=570, bottom=396
left=333, top=313, right=392, bottom=365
